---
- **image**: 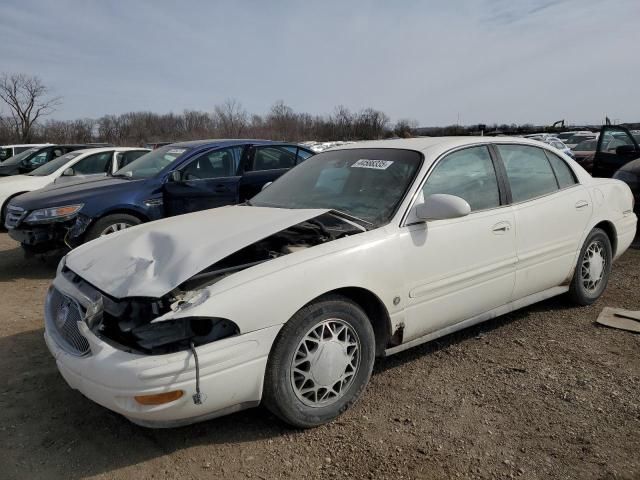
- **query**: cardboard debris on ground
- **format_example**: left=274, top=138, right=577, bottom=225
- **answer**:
left=596, top=307, right=640, bottom=333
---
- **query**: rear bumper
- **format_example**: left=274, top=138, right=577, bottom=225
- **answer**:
left=614, top=213, right=637, bottom=259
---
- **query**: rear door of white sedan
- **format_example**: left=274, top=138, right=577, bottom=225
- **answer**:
left=399, top=145, right=517, bottom=342
left=495, top=144, right=592, bottom=300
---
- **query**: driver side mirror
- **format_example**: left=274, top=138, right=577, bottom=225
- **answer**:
left=616, top=144, right=636, bottom=155
left=62, top=167, right=75, bottom=177
left=169, top=170, right=183, bottom=183
left=414, top=194, right=471, bottom=221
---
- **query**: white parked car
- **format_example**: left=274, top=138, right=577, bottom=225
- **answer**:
left=542, top=137, right=575, bottom=159
left=44, top=137, right=637, bottom=428
left=0, top=144, right=51, bottom=162
left=0, top=147, right=149, bottom=221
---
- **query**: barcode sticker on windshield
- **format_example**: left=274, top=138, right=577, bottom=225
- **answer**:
left=167, top=149, right=186, bottom=155
left=351, top=159, right=394, bottom=170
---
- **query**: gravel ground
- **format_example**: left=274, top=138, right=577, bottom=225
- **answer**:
left=0, top=232, right=638, bottom=480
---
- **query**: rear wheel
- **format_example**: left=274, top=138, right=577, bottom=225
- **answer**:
left=85, top=214, right=141, bottom=242
left=263, top=295, right=375, bottom=428
left=569, top=228, right=612, bottom=305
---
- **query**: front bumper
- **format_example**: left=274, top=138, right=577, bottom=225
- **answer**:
left=45, top=319, right=281, bottom=428
left=7, top=214, right=91, bottom=250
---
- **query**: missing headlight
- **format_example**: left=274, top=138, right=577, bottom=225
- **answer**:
left=130, top=317, right=239, bottom=354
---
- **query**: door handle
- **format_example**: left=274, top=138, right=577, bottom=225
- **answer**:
left=575, top=200, right=589, bottom=209
left=491, top=222, right=511, bottom=234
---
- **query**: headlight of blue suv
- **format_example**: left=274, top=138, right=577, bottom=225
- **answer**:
left=25, top=204, right=84, bottom=224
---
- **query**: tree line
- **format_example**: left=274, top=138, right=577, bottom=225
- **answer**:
left=0, top=73, right=423, bottom=145
left=1, top=72, right=623, bottom=146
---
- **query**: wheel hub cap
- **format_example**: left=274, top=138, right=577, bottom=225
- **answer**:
left=290, top=319, right=360, bottom=408
left=581, top=240, right=606, bottom=292
left=309, top=341, right=351, bottom=386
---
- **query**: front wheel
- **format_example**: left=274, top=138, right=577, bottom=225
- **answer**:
left=263, top=295, right=375, bottom=428
left=569, top=228, right=612, bottom=305
left=85, top=213, right=141, bottom=242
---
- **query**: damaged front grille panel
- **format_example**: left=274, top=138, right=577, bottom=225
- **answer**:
left=46, top=287, right=91, bottom=357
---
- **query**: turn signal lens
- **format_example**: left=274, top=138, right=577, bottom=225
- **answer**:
left=134, top=390, right=184, bottom=405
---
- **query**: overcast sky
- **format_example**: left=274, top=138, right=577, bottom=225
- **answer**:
left=0, top=0, right=637, bottom=126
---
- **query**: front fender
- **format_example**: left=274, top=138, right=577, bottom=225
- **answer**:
left=159, top=228, right=407, bottom=336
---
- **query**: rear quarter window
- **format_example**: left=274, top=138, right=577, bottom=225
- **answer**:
left=545, top=151, right=577, bottom=189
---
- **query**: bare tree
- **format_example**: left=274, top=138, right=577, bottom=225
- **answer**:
left=393, top=118, right=419, bottom=138
left=213, top=98, right=248, bottom=137
left=0, top=73, right=61, bottom=142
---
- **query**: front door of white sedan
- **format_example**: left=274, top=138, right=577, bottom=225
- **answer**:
left=399, top=145, right=517, bottom=342
left=495, top=145, right=593, bottom=300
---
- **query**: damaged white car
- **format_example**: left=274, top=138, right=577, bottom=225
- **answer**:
left=44, top=137, right=637, bottom=428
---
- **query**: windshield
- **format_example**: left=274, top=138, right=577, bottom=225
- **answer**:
left=574, top=140, right=597, bottom=151
left=251, top=148, right=423, bottom=226
left=114, top=146, right=190, bottom=179
left=567, top=135, right=594, bottom=145
left=1, top=148, right=38, bottom=166
left=0, top=147, right=14, bottom=161
left=556, top=133, right=574, bottom=141
left=27, top=151, right=83, bottom=176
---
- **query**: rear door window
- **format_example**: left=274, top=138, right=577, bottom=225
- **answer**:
left=116, top=150, right=149, bottom=169
left=497, top=145, right=558, bottom=202
left=73, top=151, right=113, bottom=174
left=250, top=146, right=297, bottom=171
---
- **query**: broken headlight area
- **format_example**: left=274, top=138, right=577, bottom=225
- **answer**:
left=95, top=295, right=239, bottom=355
left=58, top=267, right=238, bottom=355
left=181, top=212, right=365, bottom=290
left=106, top=315, right=239, bottom=354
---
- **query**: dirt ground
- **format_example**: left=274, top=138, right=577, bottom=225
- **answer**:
left=0, top=232, right=638, bottom=480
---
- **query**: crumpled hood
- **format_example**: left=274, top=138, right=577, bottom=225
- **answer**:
left=65, top=206, right=328, bottom=298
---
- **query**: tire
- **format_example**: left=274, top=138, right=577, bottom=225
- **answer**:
left=568, top=228, right=612, bottom=306
left=263, top=294, right=376, bottom=428
left=85, top=213, right=141, bottom=242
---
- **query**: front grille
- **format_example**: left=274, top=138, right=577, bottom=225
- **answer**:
left=45, top=287, right=91, bottom=357
left=4, top=205, right=27, bottom=229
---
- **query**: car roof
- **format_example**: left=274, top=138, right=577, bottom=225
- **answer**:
left=331, top=136, right=569, bottom=154
left=169, top=139, right=297, bottom=149
left=0, top=143, right=52, bottom=148
left=69, top=147, right=150, bottom=155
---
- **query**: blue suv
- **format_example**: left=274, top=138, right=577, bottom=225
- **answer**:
left=6, top=139, right=314, bottom=252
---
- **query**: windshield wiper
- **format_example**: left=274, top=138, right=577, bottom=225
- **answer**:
left=328, top=209, right=374, bottom=230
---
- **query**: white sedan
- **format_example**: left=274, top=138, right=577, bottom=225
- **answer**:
left=44, top=137, right=636, bottom=428
left=0, top=147, right=149, bottom=221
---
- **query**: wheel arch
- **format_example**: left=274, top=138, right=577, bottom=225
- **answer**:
left=93, top=207, right=151, bottom=225
left=1, top=191, right=30, bottom=224
left=308, top=286, right=393, bottom=357
left=593, top=220, right=617, bottom=256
